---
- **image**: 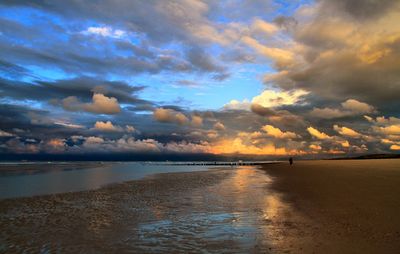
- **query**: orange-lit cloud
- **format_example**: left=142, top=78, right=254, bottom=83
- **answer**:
left=307, top=127, right=332, bottom=140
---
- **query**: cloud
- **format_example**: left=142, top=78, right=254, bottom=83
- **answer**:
left=390, top=144, right=400, bottom=150
left=84, top=26, right=126, bottom=38
left=186, top=47, right=226, bottom=74
left=45, top=138, right=66, bottom=152
left=309, top=108, right=348, bottom=119
left=307, top=126, right=332, bottom=140
left=125, top=125, right=136, bottom=133
left=261, top=125, right=298, bottom=139
left=54, top=121, right=85, bottom=129
left=341, top=99, right=375, bottom=114
left=375, top=125, right=400, bottom=135
left=310, top=99, right=375, bottom=119
left=251, top=89, right=309, bottom=108
left=93, top=121, right=122, bottom=132
left=62, top=93, right=121, bottom=114
left=338, top=140, right=350, bottom=148
left=223, top=99, right=251, bottom=111
left=251, top=18, right=278, bottom=35
left=0, top=129, right=14, bottom=137
left=92, top=121, right=136, bottom=133
left=0, top=77, right=151, bottom=109
left=365, top=115, right=400, bottom=125
left=153, top=108, right=189, bottom=125
left=224, top=89, right=308, bottom=112
left=279, top=1, right=400, bottom=105
left=309, top=144, right=322, bottom=150
left=318, top=0, right=398, bottom=20
left=250, top=103, right=277, bottom=116
left=241, top=36, right=294, bottom=67
left=213, top=122, right=226, bottom=131
left=333, top=125, right=362, bottom=138
left=210, top=137, right=290, bottom=155
left=191, top=115, right=203, bottom=127
left=80, top=135, right=211, bottom=154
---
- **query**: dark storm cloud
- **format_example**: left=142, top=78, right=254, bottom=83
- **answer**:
left=0, top=77, right=152, bottom=107
left=318, top=0, right=399, bottom=19
left=264, top=0, right=400, bottom=114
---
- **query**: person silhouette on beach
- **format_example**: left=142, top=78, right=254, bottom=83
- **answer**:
left=289, top=157, right=293, bottom=165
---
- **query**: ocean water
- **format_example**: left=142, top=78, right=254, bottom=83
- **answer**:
left=0, top=162, right=229, bottom=199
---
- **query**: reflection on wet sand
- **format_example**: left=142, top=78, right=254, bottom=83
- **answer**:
left=135, top=166, right=301, bottom=252
left=1, top=166, right=302, bottom=253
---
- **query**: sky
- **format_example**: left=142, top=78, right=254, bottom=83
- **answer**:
left=0, top=0, right=400, bottom=160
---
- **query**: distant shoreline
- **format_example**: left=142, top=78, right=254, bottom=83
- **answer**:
left=327, top=153, right=400, bottom=160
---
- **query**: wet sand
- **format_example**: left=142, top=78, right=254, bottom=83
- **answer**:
left=261, top=159, right=400, bottom=253
left=1, top=166, right=301, bottom=253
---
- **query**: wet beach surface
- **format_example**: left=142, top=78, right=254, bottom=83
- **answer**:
left=1, top=166, right=306, bottom=253
left=3, top=159, right=399, bottom=253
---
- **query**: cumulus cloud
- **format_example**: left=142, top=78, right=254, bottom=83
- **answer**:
left=307, top=127, right=332, bottom=140
left=310, top=99, right=375, bottom=119
left=365, top=116, right=400, bottom=125
left=341, top=99, right=375, bottom=114
left=224, top=89, right=308, bottom=112
left=390, top=145, right=400, bottom=150
left=191, top=115, right=203, bottom=127
left=62, top=93, right=121, bottom=114
left=309, top=144, right=322, bottom=150
left=252, top=89, right=309, bottom=108
left=92, top=121, right=136, bottom=133
left=153, top=108, right=189, bottom=125
left=374, top=125, right=400, bottom=136
left=223, top=99, right=251, bottom=111
left=338, top=140, right=350, bottom=148
left=261, top=125, right=298, bottom=139
left=213, top=122, right=226, bottom=131
left=93, top=121, right=122, bottom=132
left=333, top=125, right=362, bottom=138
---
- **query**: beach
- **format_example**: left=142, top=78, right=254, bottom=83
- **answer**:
left=1, top=159, right=400, bottom=253
left=261, top=159, right=400, bottom=253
